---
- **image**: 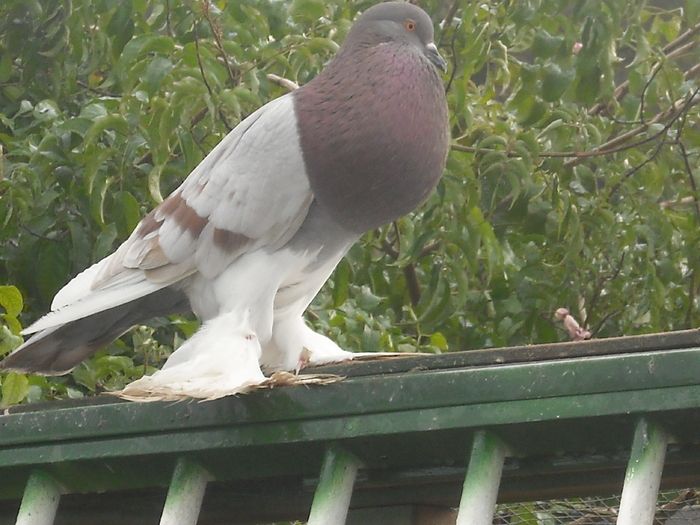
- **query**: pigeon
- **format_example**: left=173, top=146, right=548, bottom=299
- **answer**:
left=0, top=2, right=450, bottom=400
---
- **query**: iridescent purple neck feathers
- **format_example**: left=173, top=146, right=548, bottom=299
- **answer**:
left=293, top=2, right=450, bottom=233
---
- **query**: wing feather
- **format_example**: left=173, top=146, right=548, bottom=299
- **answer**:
left=97, top=92, right=312, bottom=284
left=24, top=93, right=313, bottom=334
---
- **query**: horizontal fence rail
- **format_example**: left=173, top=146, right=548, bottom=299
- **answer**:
left=2, top=330, right=700, bottom=524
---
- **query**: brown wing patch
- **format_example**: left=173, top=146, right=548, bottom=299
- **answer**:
left=136, top=209, right=161, bottom=238
left=212, top=228, right=253, bottom=252
left=136, top=193, right=207, bottom=240
left=166, top=194, right=208, bottom=238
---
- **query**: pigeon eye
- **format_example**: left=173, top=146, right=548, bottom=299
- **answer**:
left=405, top=19, right=417, bottom=32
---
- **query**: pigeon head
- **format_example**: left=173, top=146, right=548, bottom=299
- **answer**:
left=294, top=2, right=451, bottom=233
left=340, top=1, right=447, bottom=72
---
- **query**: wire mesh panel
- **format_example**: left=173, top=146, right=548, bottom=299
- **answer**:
left=494, top=489, right=700, bottom=524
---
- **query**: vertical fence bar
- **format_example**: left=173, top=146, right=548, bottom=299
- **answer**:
left=15, top=471, right=61, bottom=525
left=307, top=445, right=360, bottom=525
left=159, top=458, right=211, bottom=525
left=617, top=418, right=667, bottom=525
left=456, top=430, right=507, bottom=525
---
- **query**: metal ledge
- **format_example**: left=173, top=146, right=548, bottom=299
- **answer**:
left=2, top=330, right=700, bottom=521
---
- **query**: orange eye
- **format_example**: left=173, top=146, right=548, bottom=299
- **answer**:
left=405, top=19, right=417, bottom=32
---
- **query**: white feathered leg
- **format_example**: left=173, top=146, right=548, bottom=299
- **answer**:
left=262, top=315, right=355, bottom=372
left=118, top=310, right=266, bottom=401
left=117, top=240, right=359, bottom=400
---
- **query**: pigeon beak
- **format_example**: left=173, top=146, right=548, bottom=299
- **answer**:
left=425, top=42, right=447, bottom=72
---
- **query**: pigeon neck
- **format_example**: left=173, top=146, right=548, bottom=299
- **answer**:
left=294, top=43, right=450, bottom=233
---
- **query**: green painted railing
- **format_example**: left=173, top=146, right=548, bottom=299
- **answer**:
left=2, top=330, right=700, bottom=524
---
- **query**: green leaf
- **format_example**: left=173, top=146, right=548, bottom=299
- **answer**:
left=689, top=0, right=700, bottom=25
left=140, top=35, right=175, bottom=56
left=142, top=56, right=173, bottom=95
left=575, top=66, right=601, bottom=105
left=1, top=372, right=30, bottom=407
left=532, top=29, right=564, bottom=59
left=540, top=63, right=573, bottom=102
left=148, top=163, right=165, bottom=203
left=288, top=0, right=325, bottom=23
left=306, top=37, right=340, bottom=54
left=0, top=52, right=13, bottom=83
left=32, top=100, right=60, bottom=122
left=93, top=223, right=118, bottom=261
left=430, top=332, right=448, bottom=351
left=0, top=286, right=23, bottom=318
left=356, top=286, right=383, bottom=312
left=90, top=172, right=114, bottom=226
left=332, top=259, right=351, bottom=308
left=84, top=114, right=130, bottom=145
left=1, top=315, right=22, bottom=338
left=36, top=240, right=71, bottom=305
left=114, top=190, right=142, bottom=238
left=38, top=24, right=69, bottom=58
left=0, top=325, right=22, bottom=356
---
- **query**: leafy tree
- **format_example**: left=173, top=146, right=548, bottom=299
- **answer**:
left=1, top=0, right=699, bottom=404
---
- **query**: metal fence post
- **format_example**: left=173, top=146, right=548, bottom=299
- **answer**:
left=15, top=471, right=61, bottom=525
left=159, top=458, right=211, bottom=525
left=307, top=445, right=360, bottom=525
left=456, top=430, right=507, bottom=525
left=617, top=418, right=667, bottom=525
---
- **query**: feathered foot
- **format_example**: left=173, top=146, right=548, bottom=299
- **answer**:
left=112, top=312, right=266, bottom=401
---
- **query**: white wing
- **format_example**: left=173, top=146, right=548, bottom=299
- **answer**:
left=26, top=94, right=312, bottom=334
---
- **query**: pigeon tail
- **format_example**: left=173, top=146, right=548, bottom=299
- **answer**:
left=0, top=287, right=190, bottom=375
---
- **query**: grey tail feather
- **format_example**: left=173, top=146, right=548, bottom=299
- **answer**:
left=0, top=287, right=191, bottom=376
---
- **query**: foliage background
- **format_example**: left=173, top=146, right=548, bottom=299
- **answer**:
left=0, top=0, right=699, bottom=404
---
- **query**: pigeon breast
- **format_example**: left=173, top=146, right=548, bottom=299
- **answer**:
left=293, top=9, right=450, bottom=234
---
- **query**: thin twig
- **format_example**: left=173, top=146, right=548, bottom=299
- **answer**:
left=586, top=251, right=627, bottom=324
left=659, top=196, right=696, bottom=209
left=640, top=61, right=664, bottom=124
left=444, top=21, right=459, bottom=93
left=194, top=28, right=233, bottom=131
left=23, top=225, right=64, bottom=242
left=380, top=238, right=399, bottom=259
left=379, top=224, right=425, bottom=306
left=403, top=264, right=422, bottom=306
left=563, top=88, right=699, bottom=169
left=437, top=0, right=460, bottom=47
left=452, top=90, right=699, bottom=162
left=165, top=0, right=172, bottom=36
left=419, top=240, right=442, bottom=258
left=267, top=74, right=299, bottom=91
left=678, top=141, right=700, bottom=219
left=666, top=36, right=700, bottom=60
left=76, top=80, right=120, bottom=98
left=686, top=62, right=700, bottom=80
left=438, top=0, right=461, bottom=95
left=607, top=140, right=665, bottom=197
left=687, top=270, right=696, bottom=329
left=589, top=310, right=620, bottom=338
left=201, top=0, right=238, bottom=87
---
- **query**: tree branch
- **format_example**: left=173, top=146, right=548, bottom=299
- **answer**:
left=267, top=74, right=299, bottom=91
left=588, top=20, right=700, bottom=116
